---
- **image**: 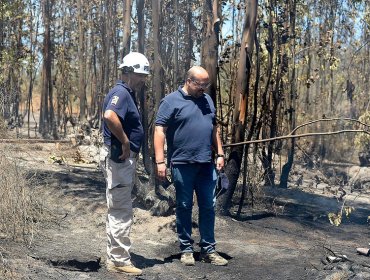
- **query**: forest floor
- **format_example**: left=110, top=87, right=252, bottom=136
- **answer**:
left=1, top=139, right=370, bottom=280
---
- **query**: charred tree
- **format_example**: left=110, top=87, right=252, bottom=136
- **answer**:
left=137, top=0, right=152, bottom=175
left=121, top=0, right=132, bottom=59
left=218, top=0, right=258, bottom=216
left=173, top=0, right=179, bottom=87
left=280, top=0, right=297, bottom=189
left=151, top=0, right=164, bottom=176
left=201, top=0, right=221, bottom=103
left=39, top=0, right=55, bottom=138
left=78, top=0, right=87, bottom=121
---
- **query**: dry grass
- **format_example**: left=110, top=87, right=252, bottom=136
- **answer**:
left=0, top=151, right=48, bottom=246
left=0, top=246, right=17, bottom=280
left=0, top=149, right=52, bottom=278
left=0, top=140, right=59, bottom=278
left=0, top=117, right=6, bottom=138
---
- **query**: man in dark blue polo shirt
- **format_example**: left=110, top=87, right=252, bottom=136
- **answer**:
left=100, top=52, right=149, bottom=276
left=154, top=66, right=228, bottom=266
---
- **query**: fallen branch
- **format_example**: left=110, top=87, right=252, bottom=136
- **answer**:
left=323, top=245, right=370, bottom=269
left=289, top=118, right=370, bottom=135
left=223, top=117, right=370, bottom=148
left=0, top=138, right=71, bottom=143
left=223, top=129, right=370, bottom=148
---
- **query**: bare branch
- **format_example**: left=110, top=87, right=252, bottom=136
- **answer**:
left=223, top=130, right=370, bottom=148
left=0, top=139, right=71, bottom=143
left=223, top=118, right=370, bottom=148
left=289, top=118, right=370, bottom=135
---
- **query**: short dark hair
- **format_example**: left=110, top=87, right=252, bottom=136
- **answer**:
left=121, top=66, right=134, bottom=74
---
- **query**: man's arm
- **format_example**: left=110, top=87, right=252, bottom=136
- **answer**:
left=212, top=125, right=225, bottom=170
left=104, top=109, right=130, bottom=160
left=154, top=125, right=167, bottom=181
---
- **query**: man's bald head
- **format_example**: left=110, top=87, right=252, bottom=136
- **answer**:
left=186, top=66, right=209, bottom=81
left=183, top=66, right=210, bottom=98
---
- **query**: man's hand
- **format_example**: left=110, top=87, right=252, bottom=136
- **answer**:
left=156, top=162, right=167, bottom=181
left=119, top=142, right=130, bottom=160
left=212, top=126, right=225, bottom=171
left=104, top=109, right=130, bottom=160
left=154, top=125, right=167, bottom=181
left=216, top=156, right=224, bottom=171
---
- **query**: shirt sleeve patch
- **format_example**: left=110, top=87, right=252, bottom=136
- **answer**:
left=111, top=96, right=119, bottom=105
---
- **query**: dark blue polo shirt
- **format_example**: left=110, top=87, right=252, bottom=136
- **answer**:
left=155, top=87, right=216, bottom=164
left=102, top=80, right=143, bottom=153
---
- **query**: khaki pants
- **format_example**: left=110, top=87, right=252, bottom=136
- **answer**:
left=100, top=145, right=137, bottom=265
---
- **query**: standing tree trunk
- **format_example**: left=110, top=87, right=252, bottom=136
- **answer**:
left=27, top=1, right=38, bottom=137
left=261, top=0, right=291, bottom=187
left=364, top=17, right=370, bottom=112
left=280, top=0, right=297, bottom=188
left=88, top=4, right=99, bottom=126
left=137, top=0, right=144, bottom=51
left=151, top=0, right=164, bottom=177
left=137, top=0, right=152, bottom=174
left=121, top=0, right=132, bottom=58
left=327, top=0, right=337, bottom=114
left=0, top=4, right=4, bottom=68
left=201, top=0, right=220, bottom=104
left=13, top=13, right=23, bottom=135
left=78, top=0, right=87, bottom=121
left=102, top=1, right=112, bottom=108
left=304, top=19, right=312, bottom=115
left=218, top=0, right=258, bottom=215
left=184, top=1, right=193, bottom=72
left=152, top=0, right=163, bottom=107
left=39, top=0, right=54, bottom=137
left=173, top=0, right=179, bottom=87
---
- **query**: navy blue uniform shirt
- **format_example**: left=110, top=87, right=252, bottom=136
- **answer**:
left=155, top=87, right=216, bottom=164
left=102, top=80, right=143, bottom=153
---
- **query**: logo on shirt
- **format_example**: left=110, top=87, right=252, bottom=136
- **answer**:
left=111, top=96, right=119, bottom=105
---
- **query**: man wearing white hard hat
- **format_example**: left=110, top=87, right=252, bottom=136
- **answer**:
left=100, top=52, right=149, bottom=276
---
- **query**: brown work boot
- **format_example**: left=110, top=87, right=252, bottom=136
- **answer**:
left=180, top=252, right=195, bottom=266
left=200, top=251, right=228, bottom=266
left=106, top=261, right=142, bottom=276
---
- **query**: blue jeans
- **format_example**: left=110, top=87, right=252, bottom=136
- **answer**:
left=171, top=163, right=217, bottom=253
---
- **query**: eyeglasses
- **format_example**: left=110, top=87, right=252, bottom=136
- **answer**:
left=190, top=78, right=211, bottom=89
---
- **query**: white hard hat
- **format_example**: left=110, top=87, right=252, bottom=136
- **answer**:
left=118, top=52, right=150, bottom=75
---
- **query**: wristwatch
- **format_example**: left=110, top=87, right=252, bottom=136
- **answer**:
left=216, top=154, right=225, bottom=158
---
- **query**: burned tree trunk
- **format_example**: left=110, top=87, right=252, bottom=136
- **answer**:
left=201, top=0, right=220, bottom=103
left=121, top=0, right=132, bottom=59
left=39, top=0, right=54, bottom=138
left=218, top=0, right=258, bottom=215
left=78, top=0, right=87, bottom=122
left=280, top=0, right=297, bottom=189
left=136, top=0, right=152, bottom=175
